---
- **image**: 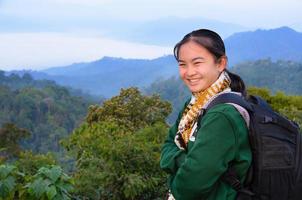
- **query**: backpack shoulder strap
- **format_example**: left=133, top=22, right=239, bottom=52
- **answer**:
left=206, top=92, right=253, bottom=112
left=200, top=93, right=254, bottom=194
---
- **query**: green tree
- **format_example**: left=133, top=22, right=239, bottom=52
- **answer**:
left=0, top=72, right=95, bottom=156
left=0, top=123, right=30, bottom=160
left=86, top=87, right=171, bottom=131
left=232, top=59, right=302, bottom=95
left=63, top=87, right=172, bottom=199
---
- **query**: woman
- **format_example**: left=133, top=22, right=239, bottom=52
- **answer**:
left=160, top=29, right=252, bottom=200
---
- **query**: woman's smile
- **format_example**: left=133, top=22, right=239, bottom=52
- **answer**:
left=186, top=78, right=201, bottom=85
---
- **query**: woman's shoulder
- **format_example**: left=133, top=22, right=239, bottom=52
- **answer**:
left=202, top=103, right=247, bottom=129
left=206, top=103, right=239, bottom=115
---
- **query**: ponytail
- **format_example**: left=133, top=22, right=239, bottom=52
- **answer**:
left=226, top=70, right=247, bottom=97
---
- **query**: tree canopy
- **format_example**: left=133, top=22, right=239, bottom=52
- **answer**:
left=63, top=87, right=172, bottom=199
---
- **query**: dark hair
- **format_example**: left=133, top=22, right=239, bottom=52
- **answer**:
left=174, top=29, right=246, bottom=97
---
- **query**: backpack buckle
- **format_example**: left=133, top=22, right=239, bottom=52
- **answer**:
left=263, top=115, right=275, bottom=123
left=221, top=166, right=242, bottom=191
left=230, top=178, right=242, bottom=191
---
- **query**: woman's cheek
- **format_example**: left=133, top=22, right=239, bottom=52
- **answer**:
left=179, top=68, right=186, bottom=79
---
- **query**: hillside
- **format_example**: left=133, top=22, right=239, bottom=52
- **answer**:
left=0, top=71, right=95, bottom=154
left=34, top=56, right=178, bottom=97
left=232, top=59, right=302, bottom=94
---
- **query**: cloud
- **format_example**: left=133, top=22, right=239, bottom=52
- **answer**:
left=1, top=0, right=301, bottom=70
left=2, top=0, right=300, bottom=24
left=0, top=32, right=171, bottom=70
left=51, top=0, right=110, bottom=5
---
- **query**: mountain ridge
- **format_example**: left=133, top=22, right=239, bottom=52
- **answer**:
left=5, top=26, right=302, bottom=97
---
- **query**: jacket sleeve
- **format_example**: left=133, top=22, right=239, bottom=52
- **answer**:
left=170, top=111, right=238, bottom=200
left=160, top=101, right=190, bottom=174
left=160, top=122, right=186, bottom=174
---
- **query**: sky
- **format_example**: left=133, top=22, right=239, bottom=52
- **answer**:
left=0, top=0, right=301, bottom=70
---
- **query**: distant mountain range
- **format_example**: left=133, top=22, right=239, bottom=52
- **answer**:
left=12, top=56, right=178, bottom=97
left=6, top=26, right=302, bottom=97
left=225, top=26, right=302, bottom=66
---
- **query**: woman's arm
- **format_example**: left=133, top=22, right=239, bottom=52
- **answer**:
left=160, top=100, right=191, bottom=174
left=170, top=111, right=238, bottom=200
left=160, top=122, right=186, bottom=174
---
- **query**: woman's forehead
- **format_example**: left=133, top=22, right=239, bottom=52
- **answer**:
left=178, top=41, right=213, bottom=59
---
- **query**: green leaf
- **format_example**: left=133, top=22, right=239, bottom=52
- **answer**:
left=16, top=171, right=25, bottom=177
left=28, top=177, right=48, bottom=198
left=56, top=182, right=73, bottom=194
left=18, top=187, right=27, bottom=199
left=0, top=176, right=16, bottom=198
left=48, top=166, right=62, bottom=182
left=53, top=193, right=64, bottom=200
left=3, top=176, right=16, bottom=192
left=37, top=167, right=50, bottom=177
left=46, top=185, right=57, bottom=200
left=0, top=165, right=16, bottom=179
left=0, top=182, right=9, bottom=198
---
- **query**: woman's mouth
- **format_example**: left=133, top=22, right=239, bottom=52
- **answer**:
left=187, top=79, right=200, bottom=85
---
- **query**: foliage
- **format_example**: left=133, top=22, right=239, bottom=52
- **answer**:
left=0, top=73, right=94, bottom=154
left=0, top=164, right=19, bottom=199
left=0, top=71, right=54, bottom=91
left=0, top=123, right=30, bottom=160
left=232, top=59, right=302, bottom=95
left=24, top=165, right=74, bottom=200
left=63, top=87, right=171, bottom=199
left=86, top=87, right=172, bottom=131
left=65, top=121, right=168, bottom=200
left=16, top=151, right=57, bottom=176
left=0, top=164, right=73, bottom=200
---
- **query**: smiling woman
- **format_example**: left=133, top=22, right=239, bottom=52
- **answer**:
left=160, top=29, right=252, bottom=200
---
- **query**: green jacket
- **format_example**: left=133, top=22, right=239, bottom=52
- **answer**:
left=160, top=100, right=252, bottom=200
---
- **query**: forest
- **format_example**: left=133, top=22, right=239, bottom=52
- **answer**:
left=0, top=61, right=302, bottom=199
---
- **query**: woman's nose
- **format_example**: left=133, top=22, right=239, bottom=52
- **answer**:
left=186, top=65, right=196, bottom=76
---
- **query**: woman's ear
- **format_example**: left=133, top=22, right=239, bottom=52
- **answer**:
left=217, top=56, right=227, bottom=72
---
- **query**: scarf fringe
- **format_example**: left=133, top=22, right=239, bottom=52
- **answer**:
left=177, top=71, right=231, bottom=147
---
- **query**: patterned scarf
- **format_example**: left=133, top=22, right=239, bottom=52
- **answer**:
left=175, top=71, right=231, bottom=149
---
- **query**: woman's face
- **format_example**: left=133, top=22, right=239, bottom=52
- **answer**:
left=178, top=40, right=226, bottom=93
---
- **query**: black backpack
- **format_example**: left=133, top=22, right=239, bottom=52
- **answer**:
left=202, top=93, right=302, bottom=200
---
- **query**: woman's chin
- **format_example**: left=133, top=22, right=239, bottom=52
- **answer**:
left=188, top=87, right=203, bottom=93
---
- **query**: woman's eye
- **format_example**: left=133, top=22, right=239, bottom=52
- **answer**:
left=194, top=62, right=202, bottom=66
left=179, top=63, right=186, bottom=67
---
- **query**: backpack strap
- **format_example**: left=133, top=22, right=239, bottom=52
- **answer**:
left=200, top=93, right=254, bottom=195
left=206, top=93, right=253, bottom=112
left=221, top=163, right=242, bottom=191
left=196, top=93, right=253, bottom=132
